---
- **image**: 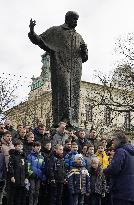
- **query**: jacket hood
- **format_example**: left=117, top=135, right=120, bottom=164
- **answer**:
left=9, top=149, right=24, bottom=156
left=41, top=147, right=51, bottom=154
left=69, top=150, right=78, bottom=155
left=1, top=137, right=12, bottom=146
left=121, top=143, right=134, bottom=156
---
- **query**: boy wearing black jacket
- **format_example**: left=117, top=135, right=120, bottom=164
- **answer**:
left=0, top=140, right=6, bottom=205
left=47, top=144, right=65, bottom=205
left=23, top=132, right=34, bottom=156
left=89, top=156, right=106, bottom=205
left=39, top=140, right=52, bottom=205
left=8, top=140, right=28, bottom=205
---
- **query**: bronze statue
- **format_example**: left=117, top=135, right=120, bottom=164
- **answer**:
left=28, top=11, right=88, bottom=127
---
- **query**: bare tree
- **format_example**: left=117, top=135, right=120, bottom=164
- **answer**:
left=115, top=33, right=134, bottom=80
left=0, top=73, right=30, bottom=120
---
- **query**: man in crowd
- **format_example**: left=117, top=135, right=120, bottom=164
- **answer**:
left=16, top=128, right=27, bottom=145
left=14, top=124, right=24, bottom=139
left=1, top=131, right=14, bottom=169
left=88, top=128, right=99, bottom=151
left=104, top=130, right=134, bottom=205
left=4, top=120, right=17, bottom=139
left=76, top=129, right=88, bottom=153
left=52, top=122, right=68, bottom=147
left=33, top=124, right=49, bottom=143
left=0, top=123, right=5, bottom=139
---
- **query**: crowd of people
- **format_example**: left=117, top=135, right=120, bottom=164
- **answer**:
left=0, top=120, right=134, bottom=205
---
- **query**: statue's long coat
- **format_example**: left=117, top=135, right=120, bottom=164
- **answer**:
left=29, top=23, right=86, bottom=126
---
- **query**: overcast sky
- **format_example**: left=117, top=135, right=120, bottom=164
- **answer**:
left=1, top=0, right=134, bottom=100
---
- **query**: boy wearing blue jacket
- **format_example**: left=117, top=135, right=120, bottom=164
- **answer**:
left=27, top=141, right=45, bottom=205
left=64, top=142, right=78, bottom=172
left=68, top=154, right=90, bottom=205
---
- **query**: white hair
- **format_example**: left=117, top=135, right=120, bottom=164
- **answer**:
left=91, top=156, right=100, bottom=163
left=74, top=154, right=83, bottom=161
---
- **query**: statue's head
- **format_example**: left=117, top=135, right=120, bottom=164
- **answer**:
left=65, top=11, right=79, bottom=29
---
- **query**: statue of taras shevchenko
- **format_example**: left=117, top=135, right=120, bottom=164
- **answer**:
left=28, top=11, right=88, bottom=127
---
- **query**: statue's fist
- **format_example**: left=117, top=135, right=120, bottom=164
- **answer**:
left=29, top=18, right=36, bottom=32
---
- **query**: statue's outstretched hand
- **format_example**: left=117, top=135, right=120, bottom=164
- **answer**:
left=29, top=18, right=36, bottom=33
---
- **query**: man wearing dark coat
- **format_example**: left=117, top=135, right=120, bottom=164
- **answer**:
left=104, top=130, right=134, bottom=205
left=28, top=11, right=88, bottom=127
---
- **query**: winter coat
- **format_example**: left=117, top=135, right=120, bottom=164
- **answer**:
left=15, top=136, right=27, bottom=145
left=0, top=152, right=6, bottom=181
left=68, top=165, right=90, bottom=194
left=89, top=166, right=106, bottom=195
left=47, top=152, right=65, bottom=183
left=64, top=150, right=78, bottom=172
left=8, top=149, right=27, bottom=187
left=104, top=143, right=134, bottom=202
left=41, top=148, right=52, bottom=177
left=52, top=132, right=68, bottom=147
left=1, top=138, right=14, bottom=169
left=96, top=151, right=109, bottom=169
left=27, top=151, right=45, bottom=180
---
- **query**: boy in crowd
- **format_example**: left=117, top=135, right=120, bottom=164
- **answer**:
left=82, top=145, right=88, bottom=157
left=27, top=141, right=45, bottom=205
left=89, top=156, right=106, bottom=205
left=64, top=142, right=79, bottom=172
left=84, top=144, right=95, bottom=172
left=0, top=140, right=6, bottom=205
left=76, top=129, right=88, bottom=153
left=16, top=128, right=27, bottom=145
left=63, top=139, right=72, bottom=157
left=14, top=124, right=24, bottom=139
left=39, top=140, right=52, bottom=205
left=107, top=147, right=115, bottom=163
left=100, top=138, right=108, bottom=151
left=23, top=132, right=35, bottom=156
left=68, top=154, right=90, bottom=205
left=96, top=144, right=109, bottom=169
left=1, top=131, right=14, bottom=169
left=8, top=140, right=28, bottom=205
left=47, top=144, right=65, bottom=205
left=41, top=140, right=52, bottom=161
left=68, top=130, right=77, bottom=143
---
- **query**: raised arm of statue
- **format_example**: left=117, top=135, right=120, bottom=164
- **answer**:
left=28, top=18, right=51, bottom=52
left=29, top=18, right=36, bottom=34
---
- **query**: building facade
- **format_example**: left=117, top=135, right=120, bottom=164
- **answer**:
left=5, top=53, right=134, bottom=138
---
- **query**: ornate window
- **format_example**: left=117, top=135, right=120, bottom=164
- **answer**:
left=104, top=106, right=111, bottom=126
left=85, top=104, right=93, bottom=122
left=124, top=111, right=130, bottom=131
